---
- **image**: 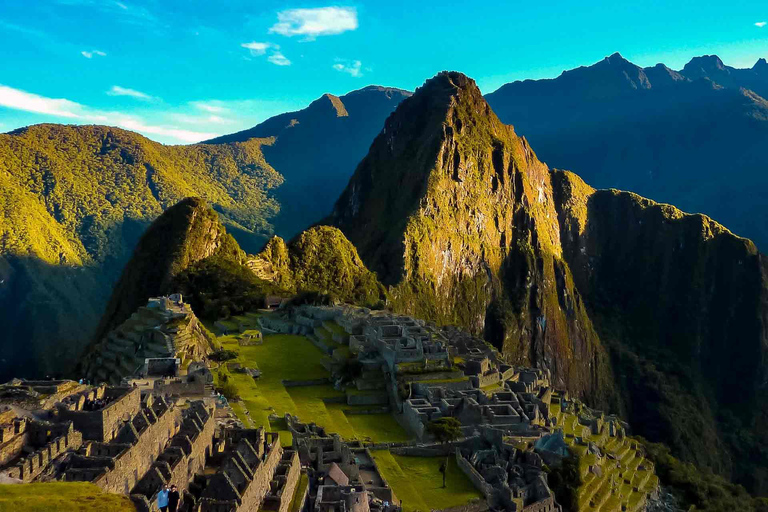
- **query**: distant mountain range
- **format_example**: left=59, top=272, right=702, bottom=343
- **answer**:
left=486, top=53, right=768, bottom=249
left=205, top=86, right=411, bottom=238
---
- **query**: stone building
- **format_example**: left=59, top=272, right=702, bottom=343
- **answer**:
left=286, top=415, right=398, bottom=512
left=82, top=295, right=215, bottom=384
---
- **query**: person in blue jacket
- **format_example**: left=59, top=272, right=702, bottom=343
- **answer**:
left=157, top=485, right=170, bottom=511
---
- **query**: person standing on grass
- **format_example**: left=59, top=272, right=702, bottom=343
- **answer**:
left=168, top=484, right=180, bottom=512
left=157, top=485, right=169, bottom=512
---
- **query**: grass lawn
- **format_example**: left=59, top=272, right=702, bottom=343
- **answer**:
left=0, top=482, right=136, bottom=512
left=289, top=473, right=309, bottom=512
left=217, top=332, right=409, bottom=445
left=371, top=450, right=483, bottom=512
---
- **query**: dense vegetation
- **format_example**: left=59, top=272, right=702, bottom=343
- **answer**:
left=91, top=197, right=247, bottom=344
left=640, top=438, right=768, bottom=511
left=328, top=71, right=616, bottom=406
left=174, top=254, right=284, bottom=320
left=320, top=71, right=768, bottom=497
left=252, top=226, right=387, bottom=307
left=0, top=124, right=283, bottom=379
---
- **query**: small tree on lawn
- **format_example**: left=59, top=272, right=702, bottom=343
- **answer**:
left=426, top=417, right=462, bottom=488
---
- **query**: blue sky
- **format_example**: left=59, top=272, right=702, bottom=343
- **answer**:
left=1, top=0, right=766, bottom=144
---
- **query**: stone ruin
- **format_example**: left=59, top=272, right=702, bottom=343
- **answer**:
left=286, top=415, right=400, bottom=512
left=0, top=376, right=306, bottom=512
left=82, top=294, right=215, bottom=385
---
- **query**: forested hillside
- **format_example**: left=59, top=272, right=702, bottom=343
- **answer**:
left=0, top=124, right=282, bottom=379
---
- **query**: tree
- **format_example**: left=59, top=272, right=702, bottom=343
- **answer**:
left=426, top=417, right=462, bottom=488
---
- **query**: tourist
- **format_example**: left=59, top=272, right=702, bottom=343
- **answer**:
left=168, top=484, right=180, bottom=512
left=157, top=485, right=169, bottom=511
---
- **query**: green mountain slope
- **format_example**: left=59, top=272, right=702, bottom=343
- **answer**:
left=320, top=71, right=768, bottom=494
left=328, top=72, right=617, bottom=406
left=250, top=226, right=386, bottom=307
left=92, top=197, right=244, bottom=343
left=0, top=124, right=282, bottom=379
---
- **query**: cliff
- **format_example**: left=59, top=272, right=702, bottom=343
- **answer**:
left=328, top=72, right=616, bottom=406
left=485, top=53, right=768, bottom=251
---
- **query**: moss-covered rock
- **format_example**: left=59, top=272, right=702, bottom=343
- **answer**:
left=250, top=226, right=386, bottom=307
left=328, top=72, right=615, bottom=406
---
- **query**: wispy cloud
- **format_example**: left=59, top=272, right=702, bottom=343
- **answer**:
left=0, top=84, right=216, bottom=143
left=107, top=85, right=157, bottom=101
left=115, top=1, right=127, bottom=9
left=240, top=42, right=291, bottom=66
left=241, top=41, right=275, bottom=56
left=268, top=51, right=291, bottom=66
left=756, top=21, right=767, bottom=28
left=333, top=59, right=363, bottom=77
left=190, top=101, right=229, bottom=114
left=0, top=85, right=86, bottom=118
left=81, top=49, right=106, bottom=59
left=270, top=7, right=357, bottom=40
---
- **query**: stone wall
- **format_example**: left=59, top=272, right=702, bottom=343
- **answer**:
left=58, top=387, right=141, bottom=442
left=199, top=430, right=283, bottom=512
left=455, top=450, right=494, bottom=499
left=2, top=425, right=83, bottom=482
left=0, top=418, right=27, bottom=466
left=89, top=398, right=182, bottom=494
left=153, top=378, right=206, bottom=397
left=132, top=401, right=215, bottom=510
left=262, top=450, right=301, bottom=512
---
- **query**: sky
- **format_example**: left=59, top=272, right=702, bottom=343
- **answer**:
left=0, top=0, right=766, bottom=144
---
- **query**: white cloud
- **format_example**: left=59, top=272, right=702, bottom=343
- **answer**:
left=333, top=59, right=363, bottom=77
left=115, top=1, right=127, bottom=9
left=270, top=7, right=357, bottom=40
left=190, top=101, right=229, bottom=114
left=241, top=41, right=276, bottom=56
left=0, top=85, right=85, bottom=118
left=0, top=84, right=217, bottom=143
left=240, top=42, right=291, bottom=66
left=107, top=85, right=157, bottom=101
left=81, top=50, right=106, bottom=59
left=268, top=51, right=291, bottom=66
left=756, top=21, right=767, bottom=28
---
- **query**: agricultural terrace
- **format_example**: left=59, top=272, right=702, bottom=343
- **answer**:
left=548, top=400, right=659, bottom=512
left=212, top=313, right=409, bottom=445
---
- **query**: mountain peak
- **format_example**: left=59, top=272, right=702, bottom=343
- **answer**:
left=309, top=93, right=349, bottom=117
left=683, top=54, right=727, bottom=75
left=605, top=51, right=628, bottom=63
left=754, top=58, right=768, bottom=73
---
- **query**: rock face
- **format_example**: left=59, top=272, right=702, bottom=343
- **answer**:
left=250, top=226, right=386, bottom=307
left=0, top=124, right=281, bottom=380
left=327, top=71, right=768, bottom=491
left=206, top=86, right=412, bottom=238
left=92, top=197, right=243, bottom=345
left=485, top=53, right=768, bottom=251
left=329, top=72, right=616, bottom=406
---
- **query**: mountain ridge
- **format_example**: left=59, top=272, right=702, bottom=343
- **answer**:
left=485, top=53, right=768, bottom=251
left=319, top=70, right=768, bottom=493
